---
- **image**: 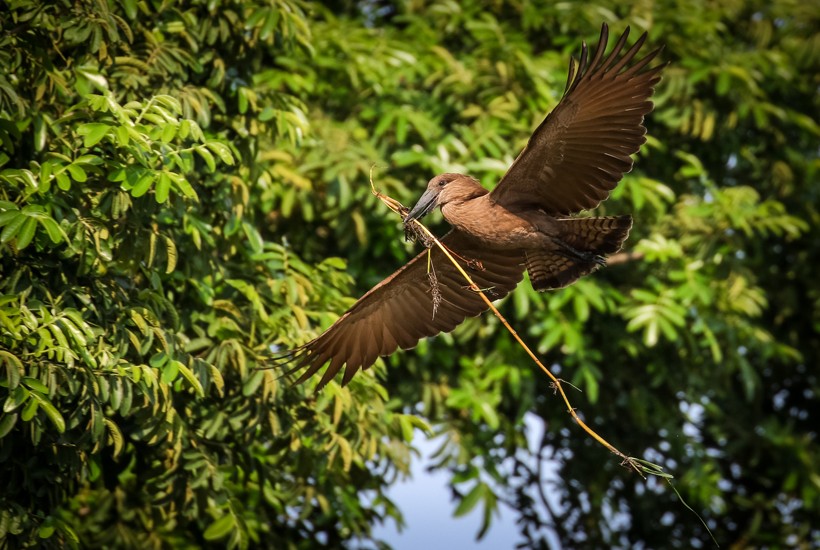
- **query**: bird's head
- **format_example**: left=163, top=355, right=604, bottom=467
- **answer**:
left=405, top=173, right=487, bottom=223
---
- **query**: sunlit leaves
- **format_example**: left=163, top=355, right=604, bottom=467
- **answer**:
left=77, top=123, right=111, bottom=148
left=0, top=203, right=66, bottom=252
left=444, top=357, right=512, bottom=430
left=0, top=209, right=28, bottom=244
left=0, top=350, right=23, bottom=390
left=3, top=386, right=28, bottom=414
left=0, top=2, right=361, bottom=547
left=634, top=234, right=684, bottom=262
left=0, top=168, right=38, bottom=192
left=245, top=0, right=312, bottom=50
left=74, top=93, right=233, bottom=203
left=613, top=176, right=676, bottom=215
left=176, top=361, right=205, bottom=397
left=623, top=288, right=687, bottom=346
left=203, top=513, right=235, bottom=542
left=28, top=391, right=66, bottom=433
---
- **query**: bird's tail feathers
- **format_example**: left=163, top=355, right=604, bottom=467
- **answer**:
left=526, top=215, right=632, bottom=291
left=558, top=215, right=632, bottom=256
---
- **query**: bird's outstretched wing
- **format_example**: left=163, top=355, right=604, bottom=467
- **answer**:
left=282, top=232, right=525, bottom=389
left=490, top=24, right=665, bottom=215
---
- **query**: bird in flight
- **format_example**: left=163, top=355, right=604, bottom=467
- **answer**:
left=283, top=23, right=665, bottom=389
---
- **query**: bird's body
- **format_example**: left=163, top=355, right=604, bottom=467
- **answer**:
left=436, top=179, right=552, bottom=250
left=406, top=172, right=633, bottom=290
left=425, top=174, right=619, bottom=251
left=282, top=24, right=666, bottom=388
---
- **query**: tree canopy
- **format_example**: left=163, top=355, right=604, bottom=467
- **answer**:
left=0, top=0, right=817, bottom=548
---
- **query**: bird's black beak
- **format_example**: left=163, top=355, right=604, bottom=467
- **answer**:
left=405, top=188, right=439, bottom=223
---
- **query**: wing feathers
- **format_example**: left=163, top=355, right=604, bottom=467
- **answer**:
left=585, top=24, right=610, bottom=75
left=602, top=28, right=641, bottom=73
left=285, top=232, right=525, bottom=388
left=490, top=23, right=664, bottom=215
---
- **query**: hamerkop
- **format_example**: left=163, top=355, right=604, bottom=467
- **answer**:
left=284, top=24, right=665, bottom=389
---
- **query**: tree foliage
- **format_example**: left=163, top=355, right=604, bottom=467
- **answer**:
left=1, top=0, right=817, bottom=548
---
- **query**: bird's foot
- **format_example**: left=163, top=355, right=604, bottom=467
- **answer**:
left=556, top=241, right=607, bottom=266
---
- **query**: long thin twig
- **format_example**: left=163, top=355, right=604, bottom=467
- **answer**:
left=370, top=177, right=652, bottom=479
left=368, top=170, right=718, bottom=546
left=369, top=172, right=644, bottom=476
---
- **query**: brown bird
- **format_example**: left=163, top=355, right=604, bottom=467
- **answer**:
left=284, top=23, right=665, bottom=389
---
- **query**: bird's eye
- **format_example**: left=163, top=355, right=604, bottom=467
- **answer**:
left=438, top=179, right=448, bottom=187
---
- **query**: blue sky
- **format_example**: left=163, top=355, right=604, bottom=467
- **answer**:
left=374, top=414, right=560, bottom=549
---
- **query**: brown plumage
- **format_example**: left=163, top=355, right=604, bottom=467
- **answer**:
left=283, top=24, right=665, bottom=389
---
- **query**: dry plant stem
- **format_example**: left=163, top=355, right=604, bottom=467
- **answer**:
left=367, top=175, right=722, bottom=545
left=367, top=178, right=645, bottom=477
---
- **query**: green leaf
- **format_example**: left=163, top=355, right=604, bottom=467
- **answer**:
left=160, top=123, right=177, bottom=143
left=209, top=364, right=225, bottom=397
left=454, top=482, right=485, bottom=517
left=176, top=361, right=204, bottom=397
left=178, top=119, right=190, bottom=138
left=238, top=88, right=249, bottom=114
left=66, top=164, right=87, bottom=182
left=0, top=413, right=17, bottom=438
left=242, top=221, right=264, bottom=253
left=205, top=142, right=234, bottom=165
left=131, top=171, right=155, bottom=198
left=397, top=415, right=414, bottom=442
left=0, top=212, right=24, bottom=243
left=581, top=367, right=600, bottom=404
left=164, top=235, right=177, bottom=273
left=15, top=217, right=37, bottom=249
left=155, top=171, right=170, bottom=203
left=37, top=216, right=64, bottom=244
left=154, top=94, right=182, bottom=113
left=0, top=208, right=20, bottom=226
left=170, top=174, right=197, bottom=200
left=59, top=522, right=80, bottom=544
left=161, top=359, right=179, bottom=384
left=477, top=401, right=500, bottom=430
left=56, top=172, right=71, bottom=190
left=21, top=397, right=38, bottom=421
left=1, top=352, right=22, bottom=389
left=196, top=146, right=216, bottom=172
left=37, top=518, right=55, bottom=539
left=29, top=392, right=66, bottom=433
left=3, top=386, right=29, bottom=413
left=149, top=351, right=167, bottom=368
left=22, top=377, right=49, bottom=393
left=242, top=369, right=265, bottom=397
left=116, top=124, right=129, bottom=145
left=21, top=204, right=45, bottom=215
left=203, top=514, right=235, bottom=541
left=78, top=123, right=111, bottom=147
left=258, top=106, right=275, bottom=121
left=104, top=418, right=124, bottom=458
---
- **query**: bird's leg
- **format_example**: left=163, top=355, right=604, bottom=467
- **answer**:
left=463, top=257, right=485, bottom=271
left=553, top=238, right=607, bottom=266
left=454, top=253, right=485, bottom=271
left=434, top=244, right=485, bottom=271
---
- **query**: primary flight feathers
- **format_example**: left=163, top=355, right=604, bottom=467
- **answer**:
left=280, top=24, right=665, bottom=389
